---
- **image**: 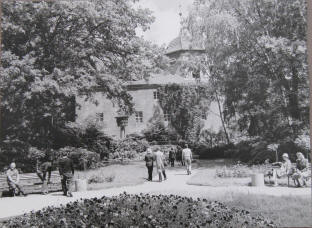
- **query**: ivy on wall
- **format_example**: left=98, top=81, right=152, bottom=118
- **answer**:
left=157, top=84, right=213, bottom=143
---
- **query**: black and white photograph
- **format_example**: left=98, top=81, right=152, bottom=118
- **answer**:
left=0, top=0, right=311, bottom=227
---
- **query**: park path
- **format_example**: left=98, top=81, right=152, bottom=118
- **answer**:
left=0, top=168, right=310, bottom=220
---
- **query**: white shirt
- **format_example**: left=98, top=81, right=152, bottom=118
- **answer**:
left=182, top=148, right=192, bottom=160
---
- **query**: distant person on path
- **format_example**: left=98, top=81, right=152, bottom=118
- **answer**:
left=58, top=154, right=74, bottom=197
left=36, top=157, right=53, bottom=194
left=154, top=147, right=167, bottom=182
left=145, top=148, right=155, bottom=181
left=182, top=144, right=193, bottom=175
left=169, top=148, right=176, bottom=167
left=6, top=162, right=27, bottom=196
left=271, top=153, right=292, bottom=186
left=292, top=152, right=309, bottom=187
left=176, top=145, right=184, bottom=166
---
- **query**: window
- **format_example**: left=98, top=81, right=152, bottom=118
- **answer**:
left=201, top=111, right=207, bottom=120
left=135, top=111, right=143, bottom=123
left=164, top=110, right=170, bottom=122
left=96, top=112, right=104, bottom=122
left=153, top=91, right=159, bottom=100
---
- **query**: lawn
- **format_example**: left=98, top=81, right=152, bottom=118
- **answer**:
left=75, top=161, right=152, bottom=190
left=187, top=159, right=311, bottom=187
left=185, top=159, right=312, bottom=227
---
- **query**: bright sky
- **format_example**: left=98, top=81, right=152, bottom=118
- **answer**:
left=135, top=0, right=194, bottom=46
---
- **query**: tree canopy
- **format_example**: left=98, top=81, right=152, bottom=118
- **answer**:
left=1, top=0, right=166, bottom=149
left=181, top=0, right=308, bottom=145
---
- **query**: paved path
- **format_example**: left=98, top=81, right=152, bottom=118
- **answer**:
left=0, top=168, right=310, bottom=219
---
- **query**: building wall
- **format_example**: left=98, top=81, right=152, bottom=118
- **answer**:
left=76, top=87, right=222, bottom=138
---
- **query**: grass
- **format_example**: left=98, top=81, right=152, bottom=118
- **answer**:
left=221, top=193, right=312, bottom=227
left=75, top=161, right=152, bottom=190
left=188, top=159, right=311, bottom=187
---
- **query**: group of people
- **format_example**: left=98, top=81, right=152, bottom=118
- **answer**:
left=144, top=144, right=193, bottom=182
left=268, top=152, right=310, bottom=187
left=6, top=153, right=75, bottom=197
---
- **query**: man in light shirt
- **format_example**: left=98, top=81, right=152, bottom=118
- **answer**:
left=6, top=162, right=27, bottom=196
left=182, top=144, right=193, bottom=175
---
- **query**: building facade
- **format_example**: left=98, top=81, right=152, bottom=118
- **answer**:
left=75, top=33, right=222, bottom=138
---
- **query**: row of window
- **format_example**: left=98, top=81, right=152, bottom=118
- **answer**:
left=96, top=110, right=207, bottom=123
left=96, top=112, right=144, bottom=123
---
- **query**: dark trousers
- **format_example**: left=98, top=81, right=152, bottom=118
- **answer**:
left=61, top=173, right=73, bottom=195
left=170, top=159, right=175, bottom=167
left=147, top=165, right=153, bottom=181
left=37, top=171, right=48, bottom=193
left=159, top=170, right=167, bottom=181
left=8, top=182, right=25, bottom=196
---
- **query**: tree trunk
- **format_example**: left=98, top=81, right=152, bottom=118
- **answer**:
left=215, top=92, right=231, bottom=144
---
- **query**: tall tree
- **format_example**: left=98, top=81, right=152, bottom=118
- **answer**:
left=0, top=0, right=166, bottom=149
left=182, top=0, right=308, bottom=144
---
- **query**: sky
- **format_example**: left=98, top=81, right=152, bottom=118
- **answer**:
left=135, top=0, right=194, bottom=46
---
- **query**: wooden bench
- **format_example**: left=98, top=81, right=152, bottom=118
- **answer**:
left=265, top=163, right=311, bottom=187
left=0, top=171, right=62, bottom=197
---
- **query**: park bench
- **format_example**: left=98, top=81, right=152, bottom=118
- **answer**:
left=0, top=171, right=62, bottom=197
left=265, top=163, right=311, bottom=187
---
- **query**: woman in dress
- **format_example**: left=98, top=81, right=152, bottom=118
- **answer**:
left=292, top=152, right=309, bottom=187
left=154, top=147, right=167, bottom=182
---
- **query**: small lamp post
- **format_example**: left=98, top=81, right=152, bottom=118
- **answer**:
left=267, top=144, right=279, bottom=162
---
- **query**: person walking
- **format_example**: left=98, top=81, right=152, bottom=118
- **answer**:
left=6, top=162, right=27, bottom=196
left=154, top=147, right=167, bottom=182
left=58, top=154, right=74, bottom=197
left=145, top=148, right=154, bottom=181
left=176, top=145, right=184, bottom=166
left=36, top=157, right=53, bottom=194
left=169, top=148, right=176, bottom=167
left=182, top=144, right=193, bottom=175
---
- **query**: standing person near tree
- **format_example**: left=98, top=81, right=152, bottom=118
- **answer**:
left=145, top=148, right=155, bottom=181
left=58, top=154, right=74, bottom=197
left=182, top=144, right=193, bottom=175
left=169, top=148, right=176, bottom=167
left=36, top=157, right=53, bottom=195
left=154, top=147, right=167, bottom=182
left=176, top=145, right=184, bottom=166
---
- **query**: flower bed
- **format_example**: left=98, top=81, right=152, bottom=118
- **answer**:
left=1, top=193, right=275, bottom=227
left=215, top=162, right=267, bottom=178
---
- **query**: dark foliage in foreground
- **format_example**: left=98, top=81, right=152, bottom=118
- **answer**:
left=1, top=193, right=275, bottom=227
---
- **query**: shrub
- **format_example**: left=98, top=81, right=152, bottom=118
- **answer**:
left=55, top=147, right=100, bottom=170
left=194, top=143, right=234, bottom=159
left=109, top=137, right=149, bottom=160
left=87, top=173, right=115, bottom=184
left=215, top=162, right=272, bottom=178
left=0, top=139, right=34, bottom=172
left=1, top=193, right=276, bottom=227
left=54, top=123, right=113, bottom=159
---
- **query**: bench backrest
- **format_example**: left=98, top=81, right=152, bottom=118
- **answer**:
left=0, top=171, right=61, bottom=189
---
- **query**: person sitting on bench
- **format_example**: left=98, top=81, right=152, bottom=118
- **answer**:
left=6, top=162, right=27, bottom=196
left=270, top=153, right=292, bottom=186
left=292, top=152, right=309, bottom=187
left=36, top=157, right=53, bottom=195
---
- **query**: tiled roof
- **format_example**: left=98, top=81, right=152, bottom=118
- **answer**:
left=166, top=36, right=205, bottom=55
left=166, top=37, right=183, bottom=54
